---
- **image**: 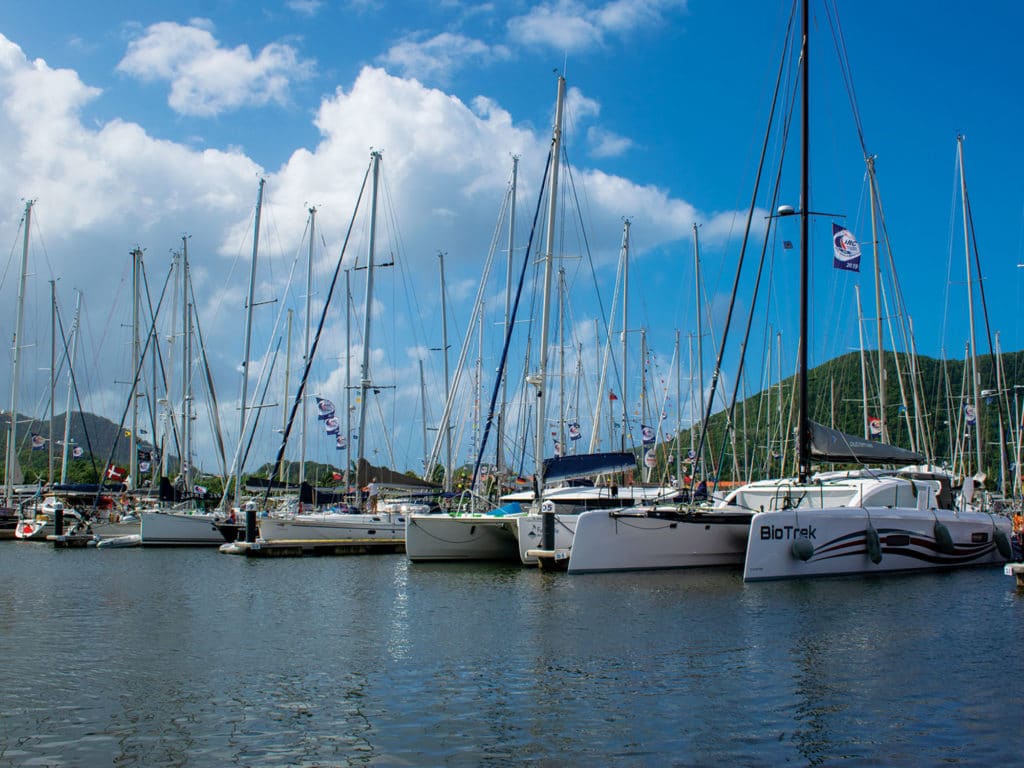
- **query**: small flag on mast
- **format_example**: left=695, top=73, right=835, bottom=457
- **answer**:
left=315, top=397, right=336, bottom=420
left=641, top=424, right=656, bottom=445
left=832, top=223, right=861, bottom=272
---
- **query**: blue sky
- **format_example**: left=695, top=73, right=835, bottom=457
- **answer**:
left=0, top=0, right=1022, bottom=478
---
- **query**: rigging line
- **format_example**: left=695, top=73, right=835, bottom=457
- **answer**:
left=469, top=149, right=553, bottom=491
left=262, top=158, right=372, bottom=507
left=424, top=167, right=519, bottom=479
left=238, top=335, right=282, bottom=477
left=0, top=211, right=28, bottom=293
left=561, top=148, right=622, bottom=412
left=225, top=201, right=308, bottom=487
left=693, top=0, right=797, bottom=492
left=940, top=148, right=960, bottom=351
left=964, top=177, right=1015, bottom=470
left=824, top=0, right=867, bottom=154
left=139, top=258, right=183, bottom=469
left=90, top=258, right=175, bottom=510
left=189, top=264, right=229, bottom=480
left=53, top=294, right=100, bottom=481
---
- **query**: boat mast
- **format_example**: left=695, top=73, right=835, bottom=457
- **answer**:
left=181, top=235, right=192, bottom=494
left=48, top=280, right=56, bottom=487
left=796, top=0, right=811, bottom=485
left=130, top=246, right=142, bottom=490
left=957, top=135, right=984, bottom=475
left=558, top=265, right=567, bottom=452
left=59, top=291, right=82, bottom=484
left=855, top=284, right=869, bottom=438
left=688, top=332, right=695, bottom=461
left=438, top=251, right=452, bottom=492
left=344, top=268, right=352, bottom=490
left=235, top=178, right=264, bottom=502
left=674, top=329, right=682, bottom=484
left=641, top=328, right=650, bottom=480
left=693, top=223, right=705, bottom=480
left=534, top=74, right=565, bottom=492
left=419, top=359, right=429, bottom=474
left=498, top=156, right=518, bottom=476
left=300, top=207, right=315, bottom=487
left=867, top=155, right=886, bottom=444
left=5, top=201, right=32, bottom=506
left=588, top=221, right=628, bottom=454
left=356, top=151, right=382, bottom=478
left=620, top=219, right=630, bottom=451
left=280, top=308, right=293, bottom=483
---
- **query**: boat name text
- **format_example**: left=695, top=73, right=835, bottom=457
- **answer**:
left=759, top=524, right=816, bottom=541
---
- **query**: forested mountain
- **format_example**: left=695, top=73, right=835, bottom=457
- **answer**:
left=661, top=350, right=1024, bottom=485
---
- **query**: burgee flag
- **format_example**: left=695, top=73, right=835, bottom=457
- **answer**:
left=315, top=397, right=336, bottom=420
left=832, top=223, right=861, bottom=272
left=964, top=403, right=977, bottom=426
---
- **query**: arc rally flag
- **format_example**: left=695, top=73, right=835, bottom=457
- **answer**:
left=641, top=424, right=656, bottom=445
left=315, top=397, right=336, bottom=420
left=832, top=223, right=861, bottom=272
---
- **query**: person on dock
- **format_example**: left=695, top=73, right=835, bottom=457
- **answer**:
left=367, top=478, right=379, bottom=513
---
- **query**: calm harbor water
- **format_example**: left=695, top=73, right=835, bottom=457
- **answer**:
left=0, top=544, right=1021, bottom=767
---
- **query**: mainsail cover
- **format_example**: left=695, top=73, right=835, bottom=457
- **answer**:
left=355, top=458, right=440, bottom=490
left=808, top=421, right=924, bottom=465
left=542, top=451, right=637, bottom=483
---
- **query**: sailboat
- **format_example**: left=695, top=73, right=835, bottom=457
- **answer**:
left=741, top=0, right=1011, bottom=580
left=139, top=236, right=223, bottom=545
left=405, top=75, right=571, bottom=563
left=2, top=201, right=34, bottom=538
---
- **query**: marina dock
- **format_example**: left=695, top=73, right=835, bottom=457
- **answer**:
left=221, top=538, right=405, bottom=557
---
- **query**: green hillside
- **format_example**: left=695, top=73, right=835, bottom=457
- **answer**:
left=658, top=350, right=1024, bottom=486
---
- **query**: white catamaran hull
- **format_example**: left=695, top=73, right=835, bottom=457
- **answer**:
left=514, top=514, right=579, bottom=564
left=743, top=507, right=1011, bottom=581
left=140, top=511, right=224, bottom=546
left=258, top=513, right=405, bottom=541
left=405, top=514, right=522, bottom=561
left=566, top=507, right=752, bottom=573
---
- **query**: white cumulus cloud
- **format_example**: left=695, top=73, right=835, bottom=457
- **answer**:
left=508, top=0, right=686, bottom=52
left=117, top=20, right=316, bottom=117
left=379, top=32, right=511, bottom=83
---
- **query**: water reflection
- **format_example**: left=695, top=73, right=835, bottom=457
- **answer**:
left=0, top=547, right=1020, bottom=765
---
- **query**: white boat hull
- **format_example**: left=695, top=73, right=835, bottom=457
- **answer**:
left=566, top=508, right=752, bottom=573
left=140, top=511, right=224, bottom=546
left=405, top=514, right=522, bottom=561
left=14, top=518, right=52, bottom=540
left=258, top=513, right=405, bottom=541
left=743, top=507, right=1012, bottom=581
left=514, top=514, right=578, bottom=564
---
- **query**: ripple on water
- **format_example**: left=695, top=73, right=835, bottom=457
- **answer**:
left=0, top=548, right=1022, bottom=765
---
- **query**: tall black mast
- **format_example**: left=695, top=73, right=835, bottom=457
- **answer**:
left=797, top=0, right=811, bottom=484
